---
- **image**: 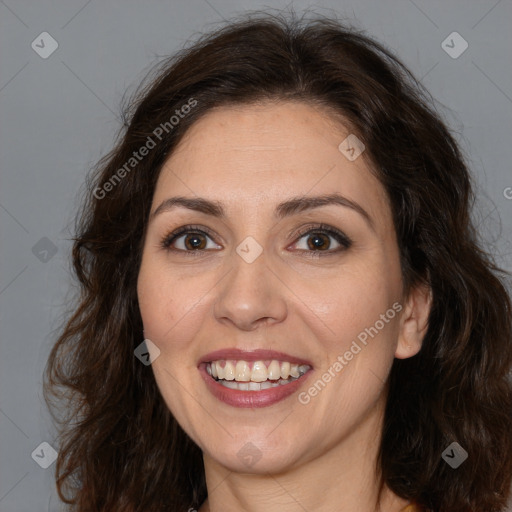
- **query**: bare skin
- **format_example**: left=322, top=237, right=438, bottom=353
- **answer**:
left=137, top=101, right=431, bottom=512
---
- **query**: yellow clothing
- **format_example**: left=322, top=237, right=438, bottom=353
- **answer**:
left=400, top=505, right=422, bottom=512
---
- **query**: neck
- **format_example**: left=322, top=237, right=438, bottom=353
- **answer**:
left=198, top=394, right=410, bottom=512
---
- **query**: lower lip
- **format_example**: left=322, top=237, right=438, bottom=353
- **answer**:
left=199, top=364, right=313, bottom=408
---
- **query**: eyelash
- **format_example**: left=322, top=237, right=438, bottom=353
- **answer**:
left=160, top=223, right=353, bottom=257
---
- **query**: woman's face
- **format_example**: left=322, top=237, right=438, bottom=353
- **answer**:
left=137, top=101, right=424, bottom=474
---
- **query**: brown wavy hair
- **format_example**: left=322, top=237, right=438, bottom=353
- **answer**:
left=44, top=9, right=512, bottom=512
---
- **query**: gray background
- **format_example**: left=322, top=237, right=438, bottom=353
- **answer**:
left=1, top=0, right=511, bottom=510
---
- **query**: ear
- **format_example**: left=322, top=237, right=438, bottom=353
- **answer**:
left=395, top=282, right=432, bottom=359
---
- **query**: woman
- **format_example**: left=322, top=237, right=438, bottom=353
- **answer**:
left=44, top=10, right=512, bottom=512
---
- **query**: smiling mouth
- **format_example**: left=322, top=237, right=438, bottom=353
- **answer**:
left=206, top=359, right=312, bottom=391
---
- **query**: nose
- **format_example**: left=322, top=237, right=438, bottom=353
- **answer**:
left=213, top=249, right=288, bottom=331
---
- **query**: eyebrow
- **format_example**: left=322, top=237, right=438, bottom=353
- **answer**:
left=150, top=193, right=375, bottom=232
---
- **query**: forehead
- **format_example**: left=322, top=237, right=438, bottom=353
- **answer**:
left=153, top=101, right=392, bottom=233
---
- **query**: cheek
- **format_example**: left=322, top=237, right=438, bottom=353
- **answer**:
left=137, top=267, right=165, bottom=333
left=137, top=265, right=204, bottom=420
left=302, top=283, right=400, bottom=429
left=301, top=256, right=401, bottom=351
left=297, top=262, right=401, bottom=418
left=137, top=262, right=211, bottom=359
left=137, top=258, right=187, bottom=323
left=137, top=262, right=181, bottom=345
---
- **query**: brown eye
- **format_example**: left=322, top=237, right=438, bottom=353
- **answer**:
left=292, top=224, right=352, bottom=254
left=182, top=233, right=207, bottom=250
left=161, top=225, right=221, bottom=253
left=306, top=233, right=331, bottom=251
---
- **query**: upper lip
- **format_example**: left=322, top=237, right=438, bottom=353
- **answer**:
left=198, top=348, right=313, bottom=367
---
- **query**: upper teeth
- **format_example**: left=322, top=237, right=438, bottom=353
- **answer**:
left=206, top=360, right=311, bottom=382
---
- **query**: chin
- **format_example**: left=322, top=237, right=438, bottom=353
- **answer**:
left=202, top=432, right=308, bottom=475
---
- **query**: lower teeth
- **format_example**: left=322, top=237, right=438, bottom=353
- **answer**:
left=215, top=376, right=299, bottom=391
